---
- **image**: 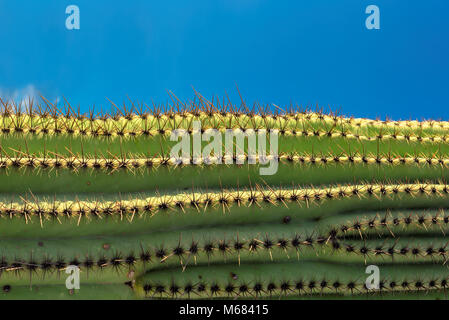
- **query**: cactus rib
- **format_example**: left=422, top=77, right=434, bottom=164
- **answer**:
left=0, top=183, right=448, bottom=222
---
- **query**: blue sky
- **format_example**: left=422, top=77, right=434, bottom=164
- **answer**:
left=0, top=0, right=448, bottom=120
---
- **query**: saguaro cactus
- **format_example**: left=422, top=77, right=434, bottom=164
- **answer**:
left=1, top=97, right=449, bottom=299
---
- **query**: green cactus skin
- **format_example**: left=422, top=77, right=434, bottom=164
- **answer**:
left=0, top=284, right=135, bottom=300
left=1, top=100, right=449, bottom=300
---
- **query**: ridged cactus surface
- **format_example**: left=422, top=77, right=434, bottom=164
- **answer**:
left=1, top=98, right=449, bottom=299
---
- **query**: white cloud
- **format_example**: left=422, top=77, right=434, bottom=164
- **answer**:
left=0, top=84, right=59, bottom=110
left=0, top=84, right=39, bottom=108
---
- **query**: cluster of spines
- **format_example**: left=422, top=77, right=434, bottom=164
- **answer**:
left=139, top=277, right=449, bottom=298
left=336, top=212, right=449, bottom=237
left=3, top=153, right=449, bottom=172
left=1, top=123, right=448, bottom=143
left=1, top=99, right=449, bottom=142
left=2, top=231, right=448, bottom=277
left=2, top=183, right=449, bottom=222
left=2, top=97, right=449, bottom=133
